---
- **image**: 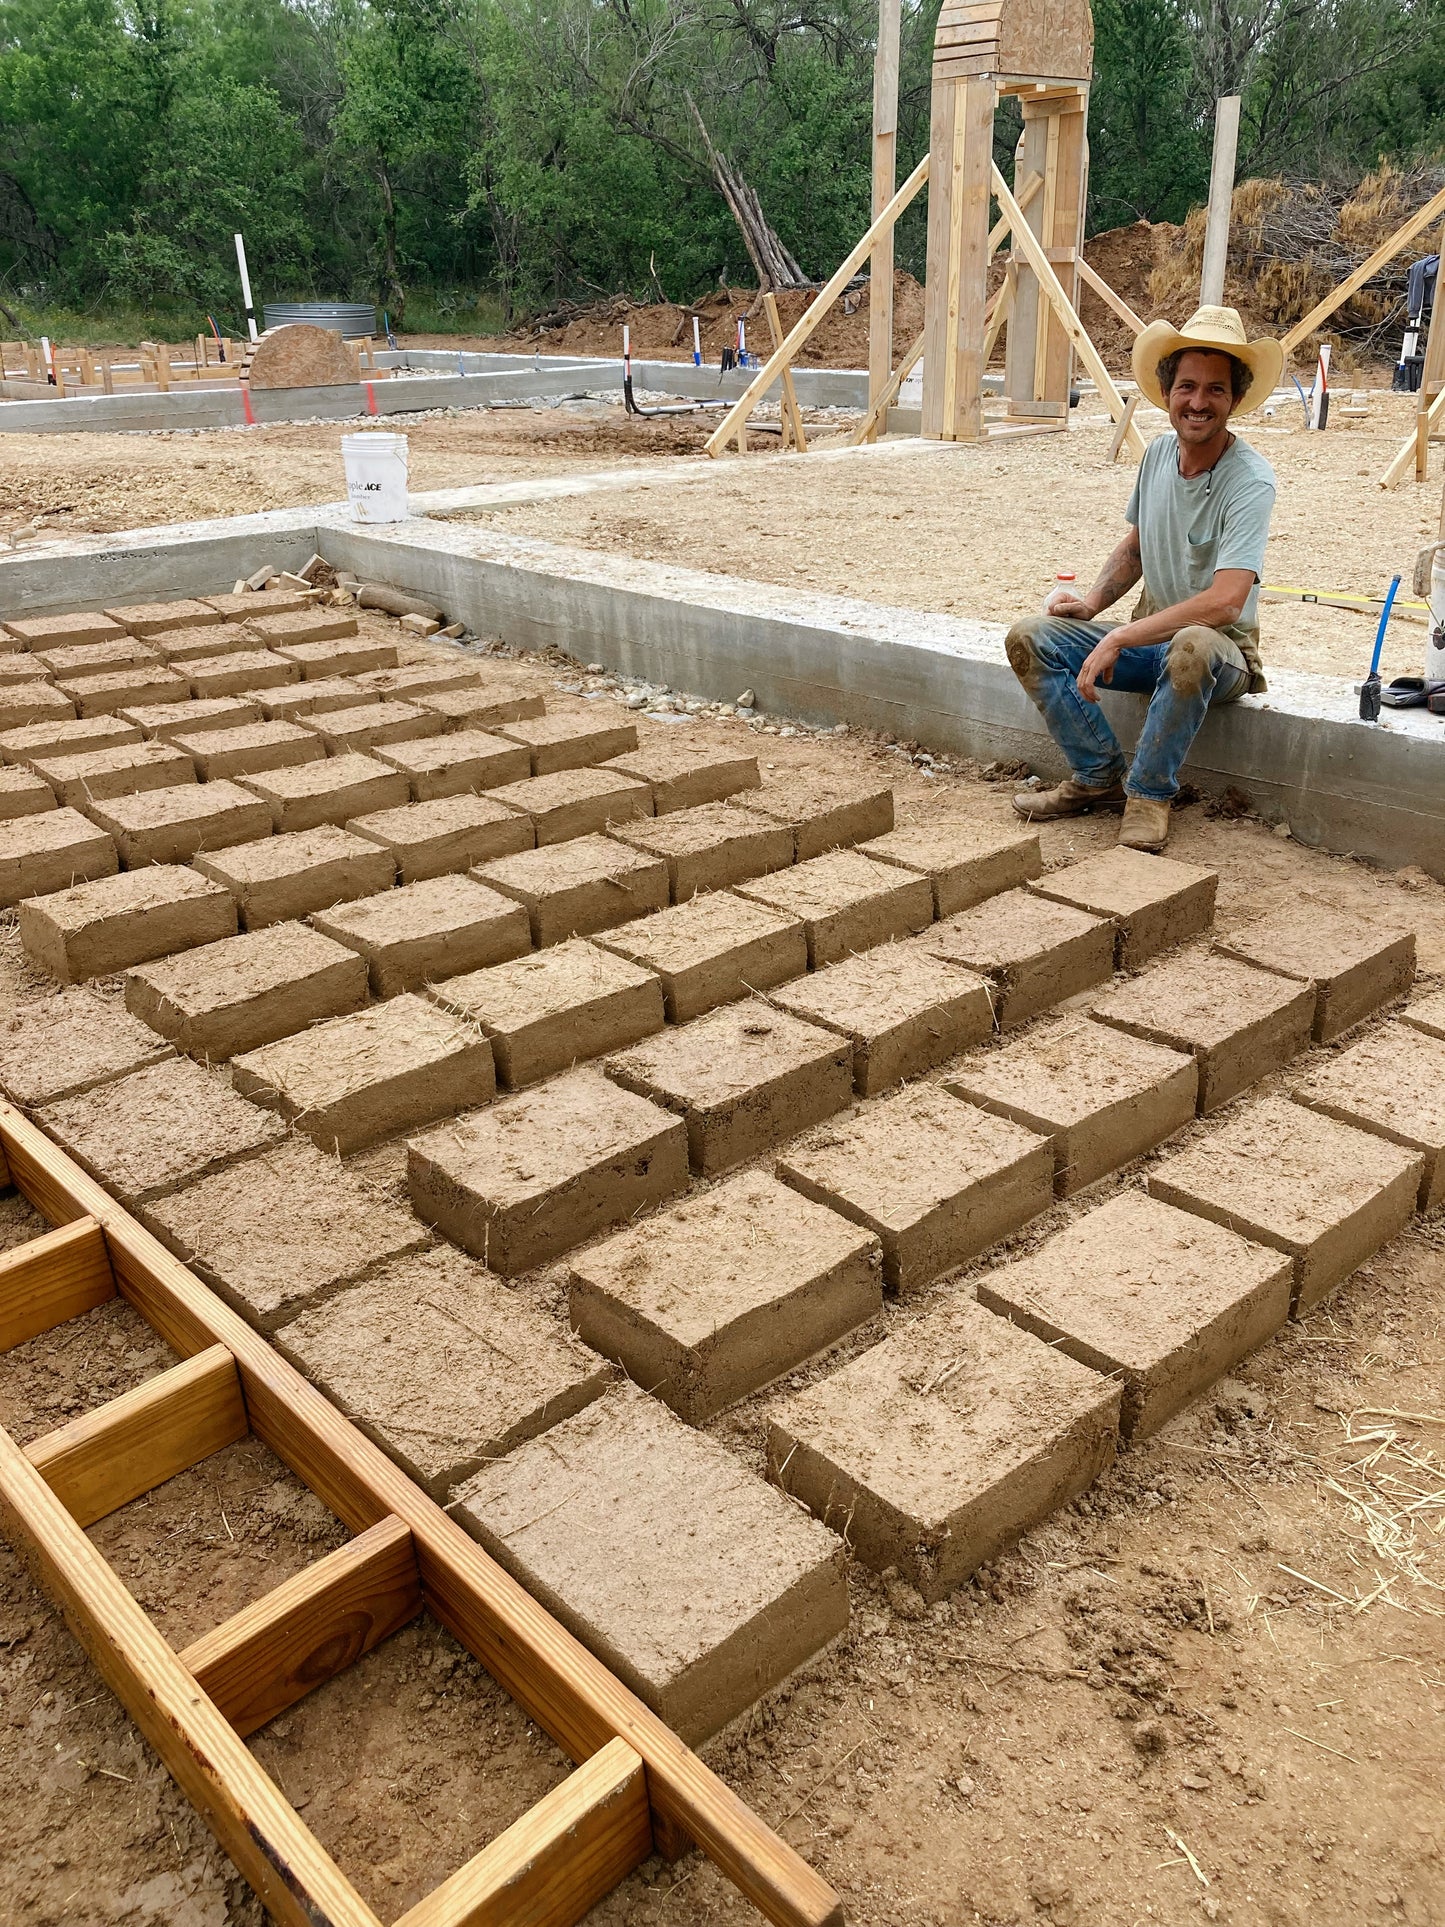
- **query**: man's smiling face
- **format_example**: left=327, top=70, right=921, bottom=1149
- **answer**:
left=1167, top=348, right=1238, bottom=447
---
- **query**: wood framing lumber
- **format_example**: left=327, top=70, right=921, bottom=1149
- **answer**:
left=1281, top=180, right=1445, bottom=358
left=867, top=0, right=903, bottom=440
left=990, top=164, right=1147, bottom=460
left=982, top=263, right=1016, bottom=366
left=706, top=151, right=930, bottom=457
left=180, top=1514, right=422, bottom=1737
left=762, top=293, right=808, bottom=451
left=393, top=1736, right=653, bottom=1927
left=25, top=1342, right=247, bottom=1528
left=0, top=1416, right=386, bottom=1927
left=848, top=328, right=924, bottom=445
left=1381, top=386, right=1445, bottom=489
left=1199, top=95, right=1241, bottom=308
left=0, top=1216, right=114, bottom=1354
left=0, top=1103, right=844, bottom=1927
left=1110, top=392, right=1141, bottom=462
left=1077, top=257, right=1143, bottom=334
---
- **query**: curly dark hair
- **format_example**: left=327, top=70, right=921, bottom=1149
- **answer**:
left=1156, top=346, right=1251, bottom=404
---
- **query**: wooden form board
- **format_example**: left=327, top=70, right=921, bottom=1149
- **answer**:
left=867, top=0, right=903, bottom=440
left=0, top=1099, right=844, bottom=1927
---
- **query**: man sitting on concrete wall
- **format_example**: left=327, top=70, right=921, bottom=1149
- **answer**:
left=1005, top=306, right=1283, bottom=852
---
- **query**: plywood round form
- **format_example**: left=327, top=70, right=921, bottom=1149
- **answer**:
left=933, top=0, right=1093, bottom=86
left=242, top=324, right=357, bottom=390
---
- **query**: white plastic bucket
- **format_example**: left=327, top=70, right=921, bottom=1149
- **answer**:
left=342, top=431, right=409, bottom=522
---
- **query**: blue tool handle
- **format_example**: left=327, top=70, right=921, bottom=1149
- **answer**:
left=1369, top=575, right=1402, bottom=677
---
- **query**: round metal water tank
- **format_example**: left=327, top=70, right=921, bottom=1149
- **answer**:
left=261, top=301, right=379, bottom=339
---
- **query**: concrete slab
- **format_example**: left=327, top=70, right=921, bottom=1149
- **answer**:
left=734, top=848, right=934, bottom=968
left=33, top=741, right=195, bottom=809
left=187, top=649, right=299, bottom=699
left=766, top=1298, right=1118, bottom=1600
left=37, top=1055, right=285, bottom=1206
left=1148, top=1095, right=1424, bottom=1313
left=0, top=767, right=57, bottom=820
left=0, top=807, right=117, bottom=908
left=414, top=684, right=546, bottom=729
left=1029, top=848, right=1218, bottom=968
left=594, top=892, right=807, bottom=1022
left=1292, top=1024, right=1445, bottom=1212
left=976, top=1191, right=1293, bottom=1440
left=275, top=636, right=398, bottom=680
left=87, top=779, right=272, bottom=868
left=860, top=817, right=1042, bottom=918
left=347, top=793, right=532, bottom=883
left=232, top=992, right=495, bottom=1154
left=0, top=987, right=174, bottom=1108
left=19, top=865, right=237, bottom=982
left=607, top=998, right=853, bottom=1177
left=1, top=715, right=142, bottom=765
left=777, top=1084, right=1053, bottom=1293
left=946, top=1015, right=1198, bottom=1196
left=0, top=685, right=76, bottom=732
left=237, top=752, right=409, bottom=832
left=1090, top=950, right=1316, bottom=1114
left=570, top=1169, right=881, bottom=1423
left=1214, top=901, right=1416, bottom=1042
left=122, top=697, right=262, bottom=739
left=34, top=637, right=159, bottom=677
left=495, top=710, right=638, bottom=775
left=308, top=700, right=443, bottom=754
left=372, top=728, right=530, bottom=800
left=607, top=801, right=793, bottom=903
left=144, top=1137, right=427, bottom=1333
left=194, top=826, right=396, bottom=929
left=915, top=888, right=1114, bottom=1029
left=451, top=1383, right=848, bottom=1743
left=408, top=1066, right=688, bottom=1274
left=251, top=678, right=366, bottom=721
left=313, top=873, right=531, bottom=995
left=125, top=922, right=369, bottom=1061
left=276, top=1243, right=609, bottom=1495
left=732, top=771, right=893, bottom=860
left=771, top=943, right=994, bottom=1095
left=487, top=767, right=653, bottom=845
left=174, top=719, right=324, bottom=782
left=1402, top=989, right=1445, bottom=1042
left=600, top=743, right=760, bottom=815
left=431, top=939, right=664, bottom=1088
left=473, top=834, right=669, bottom=948
left=106, top=599, right=223, bottom=638
left=58, top=667, right=188, bottom=716
left=4, top=613, right=127, bottom=649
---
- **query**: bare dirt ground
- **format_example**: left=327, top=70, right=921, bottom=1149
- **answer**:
left=1, top=648, right=1443, bottom=1925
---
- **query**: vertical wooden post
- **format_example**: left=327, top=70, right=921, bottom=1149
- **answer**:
left=1037, top=95, right=1087, bottom=413
left=1414, top=219, right=1445, bottom=482
left=762, top=293, right=808, bottom=451
left=1200, top=95, right=1241, bottom=308
left=867, top=0, right=902, bottom=441
left=1005, top=113, right=1048, bottom=417
left=922, top=74, right=994, bottom=440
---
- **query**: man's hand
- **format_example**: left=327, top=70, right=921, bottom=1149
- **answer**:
left=1077, top=633, right=1123, bottom=703
left=1044, top=586, right=1097, bottom=620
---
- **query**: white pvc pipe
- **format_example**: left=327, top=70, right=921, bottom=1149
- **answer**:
left=234, top=232, right=259, bottom=342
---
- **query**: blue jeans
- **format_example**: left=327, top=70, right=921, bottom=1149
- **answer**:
left=1005, top=617, right=1250, bottom=802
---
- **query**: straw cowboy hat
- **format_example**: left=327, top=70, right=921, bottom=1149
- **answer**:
left=1133, top=304, right=1284, bottom=415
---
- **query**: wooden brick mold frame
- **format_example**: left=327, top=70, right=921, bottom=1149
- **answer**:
left=0, top=1102, right=844, bottom=1927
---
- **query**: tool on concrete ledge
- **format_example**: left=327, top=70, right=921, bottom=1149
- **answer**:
left=1382, top=544, right=1445, bottom=707
left=1359, top=574, right=1401, bottom=722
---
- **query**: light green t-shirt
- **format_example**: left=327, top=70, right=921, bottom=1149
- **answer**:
left=1124, top=430, right=1277, bottom=692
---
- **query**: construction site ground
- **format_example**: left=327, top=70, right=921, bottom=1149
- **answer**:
left=1, top=609, right=1443, bottom=1927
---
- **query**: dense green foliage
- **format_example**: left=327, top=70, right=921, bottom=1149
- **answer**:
left=0, top=0, right=1439, bottom=333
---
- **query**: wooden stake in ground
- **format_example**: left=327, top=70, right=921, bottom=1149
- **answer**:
left=1199, top=96, right=1241, bottom=308
left=762, top=293, right=808, bottom=452
left=867, top=0, right=902, bottom=443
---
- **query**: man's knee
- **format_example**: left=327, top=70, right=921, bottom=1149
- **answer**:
left=1005, top=615, right=1049, bottom=692
left=1166, top=625, right=1235, bottom=698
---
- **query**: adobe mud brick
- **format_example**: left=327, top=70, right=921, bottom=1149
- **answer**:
left=31, top=742, right=195, bottom=809
left=19, top=866, right=237, bottom=982
left=276, top=636, right=398, bottom=681
left=0, top=657, right=54, bottom=688
left=733, top=770, right=893, bottom=860
left=608, top=800, right=793, bottom=902
left=487, top=767, right=652, bottom=845
left=607, top=999, right=852, bottom=1176
left=233, top=993, right=495, bottom=1154
left=121, top=697, right=261, bottom=740
left=373, top=728, right=530, bottom=800
left=38, top=1055, right=284, bottom=1207
left=58, top=667, right=189, bottom=716
left=1402, top=988, right=1445, bottom=1042
left=408, top=1066, right=687, bottom=1274
left=125, top=922, right=368, bottom=1061
left=1090, top=950, right=1314, bottom=1114
left=771, top=942, right=993, bottom=1095
left=0, top=685, right=76, bottom=733
left=145, top=1138, right=427, bottom=1334
left=309, top=700, right=443, bottom=754
left=313, top=873, right=530, bottom=995
left=595, top=892, right=805, bottom=1022
left=237, top=752, right=408, bottom=832
left=87, top=779, right=272, bottom=868
left=187, top=649, right=298, bottom=699
left=1, top=715, right=140, bottom=766
left=1029, top=847, right=1218, bottom=968
left=253, top=608, right=360, bottom=649
left=0, top=768, right=55, bottom=820
left=917, top=888, right=1114, bottom=1028
left=976, top=1191, right=1292, bottom=1440
left=353, top=661, right=486, bottom=701
left=104, top=599, right=223, bottom=637
left=861, top=816, right=1043, bottom=918
left=946, top=1014, right=1198, bottom=1195
left=204, top=589, right=315, bottom=621
left=149, top=626, right=263, bottom=665
left=0, top=988, right=173, bottom=1108
left=1215, top=900, right=1416, bottom=1042
left=474, top=835, right=668, bottom=948
left=348, top=794, right=531, bottom=883
left=777, top=1084, right=1053, bottom=1293
left=735, top=849, right=933, bottom=969
left=3, top=612, right=128, bottom=650
left=570, top=1169, right=881, bottom=1424
left=0, top=808, right=117, bottom=908
left=414, top=684, right=546, bottom=730
left=35, top=637, right=159, bottom=677
left=1149, top=1095, right=1424, bottom=1313
left=194, top=826, right=395, bottom=930
left=431, top=940, right=664, bottom=1088
left=495, top=710, right=637, bottom=775
left=277, top=1244, right=608, bottom=1496
left=251, top=678, right=366, bottom=722
left=1293, top=1025, right=1445, bottom=1212
left=601, top=742, right=760, bottom=815
left=174, top=720, right=324, bottom=782
left=452, top=1383, right=848, bottom=1743
left=766, top=1298, right=1118, bottom=1601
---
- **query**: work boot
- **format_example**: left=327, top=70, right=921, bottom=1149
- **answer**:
left=1012, top=776, right=1125, bottom=822
left=1118, top=797, right=1171, bottom=851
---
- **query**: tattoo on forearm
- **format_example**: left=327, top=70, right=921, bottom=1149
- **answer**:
left=1089, top=531, right=1143, bottom=613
